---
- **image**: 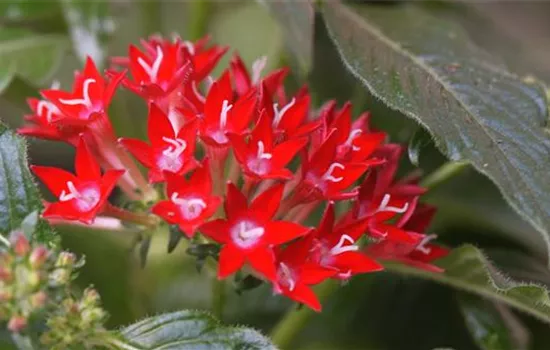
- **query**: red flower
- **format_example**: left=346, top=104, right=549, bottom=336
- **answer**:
left=199, top=183, right=310, bottom=281
left=260, top=85, right=319, bottom=141
left=183, top=35, right=228, bottom=83
left=119, top=103, right=198, bottom=183
left=295, top=130, right=383, bottom=203
left=31, top=138, right=124, bottom=224
left=366, top=205, right=449, bottom=272
left=303, top=203, right=383, bottom=279
left=197, top=71, right=256, bottom=149
left=17, top=98, right=82, bottom=145
left=230, top=53, right=288, bottom=98
left=274, top=239, right=337, bottom=312
left=228, top=111, right=307, bottom=181
left=152, top=159, right=222, bottom=237
left=41, top=57, right=124, bottom=126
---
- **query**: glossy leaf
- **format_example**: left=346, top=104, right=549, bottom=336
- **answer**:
left=0, top=28, right=68, bottom=91
left=386, top=245, right=550, bottom=324
left=0, top=124, right=55, bottom=245
left=408, top=126, right=434, bottom=167
left=257, top=0, right=314, bottom=73
left=119, top=310, right=277, bottom=349
left=322, top=1, right=550, bottom=263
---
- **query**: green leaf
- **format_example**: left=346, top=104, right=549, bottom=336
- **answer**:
left=119, top=310, right=277, bottom=349
left=459, top=296, right=529, bottom=350
left=386, top=245, right=550, bottom=324
left=408, top=126, right=434, bottom=167
left=257, top=0, right=314, bottom=74
left=321, top=2, right=550, bottom=263
left=0, top=124, right=56, bottom=245
left=0, top=28, right=68, bottom=89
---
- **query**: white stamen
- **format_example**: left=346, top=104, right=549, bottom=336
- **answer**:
left=256, top=141, right=272, bottom=160
left=162, top=137, right=187, bottom=159
left=219, top=99, right=233, bottom=129
left=170, top=193, right=206, bottom=209
left=251, top=56, right=267, bottom=84
left=375, top=194, right=409, bottom=214
left=59, top=181, right=80, bottom=202
left=183, top=40, right=195, bottom=55
left=415, top=234, right=438, bottom=255
left=272, top=98, right=296, bottom=127
left=345, top=129, right=362, bottom=151
left=137, top=45, right=164, bottom=83
left=279, top=263, right=296, bottom=291
left=37, top=100, right=60, bottom=123
left=59, top=78, right=95, bottom=108
left=238, top=222, right=264, bottom=240
left=322, top=163, right=345, bottom=183
left=191, top=81, right=206, bottom=103
left=330, top=234, right=359, bottom=256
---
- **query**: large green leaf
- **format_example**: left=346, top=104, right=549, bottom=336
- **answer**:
left=386, top=245, right=550, bottom=324
left=118, top=310, right=277, bottom=349
left=0, top=28, right=68, bottom=91
left=257, top=0, right=314, bottom=74
left=321, top=1, right=550, bottom=263
left=0, top=124, right=55, bottom=244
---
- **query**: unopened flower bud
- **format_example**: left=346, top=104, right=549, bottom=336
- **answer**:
left=49, top=269, right=70, bottom=286
left=56, top=252, right=76, bottom=268
left=81, top=288, right=100, bottom=308
left=30, top=291, right=47, bottom=308
left=29, top=246, right=49, bottom=268
left=7, top=315, right=27, bottom=332
left=0, top=289, right=12, bottom=302
left=12, top=233, right=30, bottom=257
left=25, top=270, right=41, bottom=289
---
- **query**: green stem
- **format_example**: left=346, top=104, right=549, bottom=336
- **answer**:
left=187, top=0, right=211, bottom=40
left=11, top=334, right=36, bottom=350
left=270, top=280, right=338, bottom=349
left=420, top=161, right=469, bottom=190
left=211, top=278, right=226, bottom=321
left=0, top=234, right=10, bottom=247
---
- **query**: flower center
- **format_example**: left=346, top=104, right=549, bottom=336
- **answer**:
left=59, top=181, right=100, bottom=212
left=373, top=194, right=409, bottom=215
left=322, top=163, right=345, bottom=183
left=137, top=45, right=164, bottom=83
left=272, top=98, right=296, bottom=128
left=171, top=192, right=206, bottom=220
left=37, top=100, right=61, bottom=123
left=345, top=129, right=362, bottom=151
left=318, top=234, right=359, bottom=267
left=415, top=234, right=437, bottom=254
left=277, top=262, right=296, bottom=291
left=230, top=220, right=265, bottom=249
left=59, top=78, right=95, bottom=109
left=247, top=141, right=272, bottom=175
left=157, top=137, right=187, bottom=172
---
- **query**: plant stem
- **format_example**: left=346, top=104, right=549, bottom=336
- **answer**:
left=187, top=0, right=211, bottom=40
left=103, top=204, right=158, bottom=229
left=107, top=336, right=140, bottom=350
left=420, top=161, right=469, bottom=190
left=211, top=277, right=226, bottom=321
left=270, top=280, right=338, bottom=349
left=11, top=334, right=35, bottom=350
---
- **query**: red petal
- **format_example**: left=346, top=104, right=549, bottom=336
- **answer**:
left=247, top=247, right=277, bottom=282
left=42, top=201, right=92, bottom=223
left=230, top=54, right=251, bottom=96
left=300, top=263, right=338, bottom=285
left=316, top=202, right=336, bottom=238
left=265, top=221, right=310, bottom=245
left=230, top=93, right=256, bottom=133
left=218, top=244, right=245, bottom=279
left=250, top=183, right=284, bottom=219
left=31, top=166, right=77, bottom=197
left=271, top=137, right=308, bottom=169
left=119, top=138, right=153, bottom=168
left=333, top=251, right=383, bottom=274
left=224, top=183, right=248, bottom=219
left=187, top=159, right=213, bottom=195
left=100, top=169, right=125, bottom=199
left=75, top=138, right=101, bottom=180
left=151, top=200, right=182, bottom=224
left=148, top=103, right=175, bottom=144
left=226, top=133, right=249, bottom=166
left=199, top=219, right=230, bottom=244
left=286, top=283, right=322, bottom=312
left=104, top=70, right=126, bottom=107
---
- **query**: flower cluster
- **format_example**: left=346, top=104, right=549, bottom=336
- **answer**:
left=18, top=34, right=449, bottom=311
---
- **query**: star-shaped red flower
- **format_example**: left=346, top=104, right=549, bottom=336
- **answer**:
left=230, top=53, right=288, bottom=98
left=199, top=183, right=310, bottom=281
left=152, top=159, right=222, bottom=237
left=228, top=111, right=307, bottom=181
left=31, top=138, right=124, bottom=224
left=119, top=103, right=198, bottom=183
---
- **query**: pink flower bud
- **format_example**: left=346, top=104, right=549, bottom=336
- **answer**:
left=0, top=267, right=12, bottom=282
left=12, top=233, right=30, bottom=257
left=8, top=315, right=27, bottom=332
left=29, top=246, right=49, bottom=268
left=30, top=291, right=47, bottom=308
